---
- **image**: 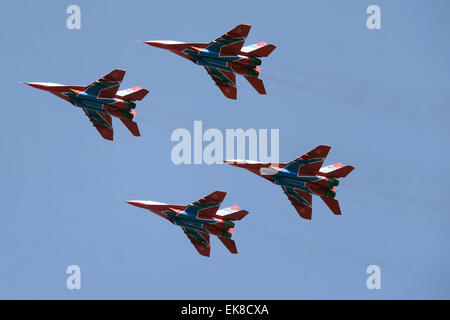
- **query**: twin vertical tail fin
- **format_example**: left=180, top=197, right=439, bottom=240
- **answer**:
left=216, top=205, right=249, bottom=254
left=318, top=162, right=351, bottom=217
left=115, top=87, right=149, bottom=137
left=240, top=42, right=275, bottom=95
left=319, top=163, right=354, bottom=215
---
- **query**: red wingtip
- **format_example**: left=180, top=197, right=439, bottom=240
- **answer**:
left=100, top=69, right=126, bottom=82
left=201, top=191, right=227, bottom=203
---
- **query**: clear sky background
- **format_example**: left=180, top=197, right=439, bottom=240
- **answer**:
left=0, top=0, right=449, bottom=299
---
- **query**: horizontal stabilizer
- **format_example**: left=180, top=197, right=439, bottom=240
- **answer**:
left=219, top=209, right=249, bottom=221
left=323, top=166, right=354, bottom=178
left=321, top=197, right=342, bottom=215
left=241, top=42, right=276, bottom=57
left=117, top=87, right=149, bottom=101
left=244, top=76, right=266, bottom=95
left=320, top=163, right=343, bottom=173
left=218, top=237, right=237, bottom=254
left=120, top=118, right=140, bottom=136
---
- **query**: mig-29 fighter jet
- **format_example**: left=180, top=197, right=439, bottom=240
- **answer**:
left=143, top=24, right=275, bottom=99
left=24, top=69, right=149, bottom=141
left=127, top=191, right=249, bottom=257
left=225, top=145, right=354, bottom=220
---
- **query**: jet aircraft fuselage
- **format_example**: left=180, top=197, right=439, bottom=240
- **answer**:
left=143, top=24, right=275, bottom=99
left=260, top=166, right=339, bottom=199
left=225, top=145, right=355, bottom=220
left=184, top=47, right=262, bottom=78
left=63, top=89, right=136, bottom=120
left=25, top=69, right=149, bottom=140
left=163, top=209, right=235, bottom=239
left=126, top=191, right=249, bottom=257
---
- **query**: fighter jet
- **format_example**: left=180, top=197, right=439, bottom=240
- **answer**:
left=24, top=69, right=149, bottom=140
left=143, top=24, right=276, bottom=99
left=126, top=191, right=249, bottom=257
left=225, top=145, right=354, bottom=220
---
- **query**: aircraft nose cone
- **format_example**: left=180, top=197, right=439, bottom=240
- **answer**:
left=224, top=160, right=242, bottom=167
left=126, top=200, right=148, bottom=209
left=144, top=41, right=166, bottom=48
left=143, top=40, right=183, bottom=50
left=24, top=82, right=62, bottom=92
left=25, top=82, right=47, bottom=90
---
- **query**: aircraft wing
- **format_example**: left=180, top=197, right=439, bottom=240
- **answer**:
left=83, top=69, right=126, bottom=98
left=184, top=190, right=227, bottom=220
left=284, top=145, right=331, bottom=176
left=204, top=67, right=237, bottom=99
left=282, top=186, right=313, bottom=220
left=83, top=108, right=114, bottom=141
left=182, top=227, right=211, bottom=257
left=206, top=24, right=251, bottom=56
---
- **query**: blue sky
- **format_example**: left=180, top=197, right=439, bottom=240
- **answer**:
left=0, top=0, right=449, bottom=299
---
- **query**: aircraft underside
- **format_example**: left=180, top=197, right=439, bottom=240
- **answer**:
left=274, top=177, right=336, bottom=198
left=74, top=99, right=106, bottom=113
left=194, top=56, right=233, bottom=72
